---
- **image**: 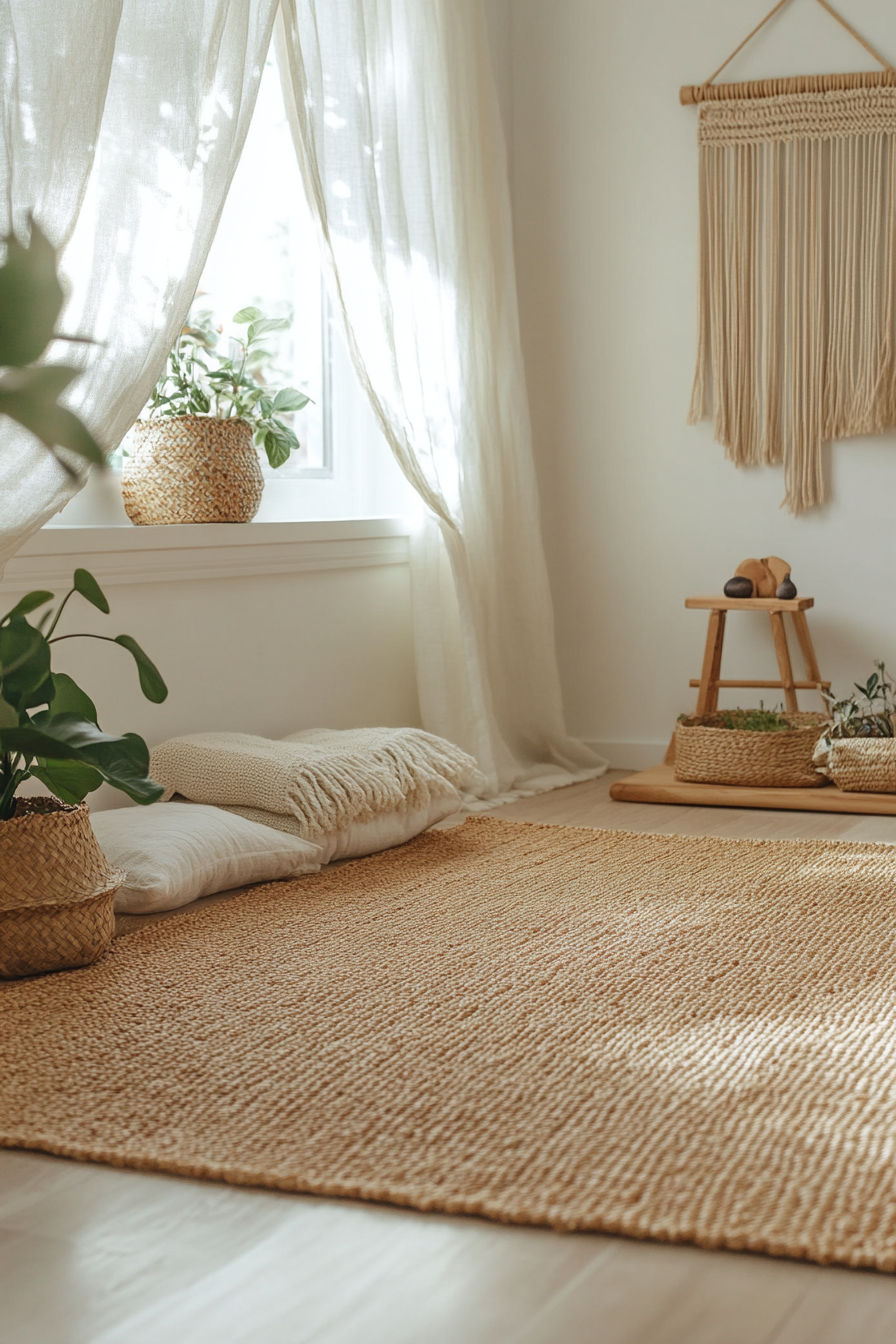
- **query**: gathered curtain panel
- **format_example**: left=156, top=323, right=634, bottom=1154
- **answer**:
left=275, top=0, right=606, bottom=801
left=0, top=0, right=278, bottom=574
left=0, top=0, right=603, bottom=801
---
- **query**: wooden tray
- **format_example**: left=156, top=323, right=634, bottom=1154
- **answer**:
left=610, top=764, right=896, bottom=816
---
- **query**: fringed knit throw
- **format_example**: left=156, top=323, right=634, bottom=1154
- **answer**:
left=688, top=86, right=896, bottom=513
left=149, top=728, right=487, bottom=843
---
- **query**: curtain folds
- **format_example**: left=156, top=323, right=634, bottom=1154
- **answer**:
left=0, top=0, right=278, bottom=573
left=276, top=0, right=606, bottom=800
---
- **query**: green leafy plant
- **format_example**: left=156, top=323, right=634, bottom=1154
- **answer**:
left=678, top=703, right=804, bottom=732
left=147, top=303, right=311, bottom=468
left=715, top=706, right=796, bottom=732
left=0, top=219, right=104, bottom=475
left=821, top=660, right=896, bottom=741
left=0, top=570, right=167, bottom=820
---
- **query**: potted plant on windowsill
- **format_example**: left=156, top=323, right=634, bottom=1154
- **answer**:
left=122, top=305, right=311, bottom=525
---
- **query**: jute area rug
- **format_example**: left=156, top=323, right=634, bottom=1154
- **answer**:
left=3, top=817, right=896, bottom=1272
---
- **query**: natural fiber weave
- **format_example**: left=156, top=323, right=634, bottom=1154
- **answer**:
left=122, top=416, right=264, bottom=525
left=0, top=891, right=116, bottom=980
left=674, top=712, right=828, bottom=787
left=698, top=86, right=896, bottom=145
left=4, top=816, right=896, bottom=1269
left=814, top=735, right=896, bottom=792
left=149, top=727, right=486, bottom=839
left=688, top=86, right=896, bottom=513
left=0, top=798, right=123, bottom=978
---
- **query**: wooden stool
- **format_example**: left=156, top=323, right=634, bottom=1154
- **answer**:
left=686, top=595, right=830, bottom=714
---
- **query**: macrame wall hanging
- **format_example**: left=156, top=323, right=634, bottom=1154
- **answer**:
left=682, top=0, right=896, bottom=513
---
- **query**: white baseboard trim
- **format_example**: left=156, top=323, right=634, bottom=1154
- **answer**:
left=584, top=739, right=668, bottom=772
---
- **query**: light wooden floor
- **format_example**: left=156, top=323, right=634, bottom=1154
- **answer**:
left=5, top=772, right=896, bottom=1344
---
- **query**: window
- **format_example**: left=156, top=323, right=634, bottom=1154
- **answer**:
left=186, top=50, right=414, bottom=520
left=196, top=52, right=330, bottom=479
left=59, top=49, right=414, bottom=528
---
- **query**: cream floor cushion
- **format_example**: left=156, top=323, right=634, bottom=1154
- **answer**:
left=149, top=726, right=483, bottom=862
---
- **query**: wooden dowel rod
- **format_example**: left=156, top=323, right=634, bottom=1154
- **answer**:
left=680, top=68, right=896, bottom=104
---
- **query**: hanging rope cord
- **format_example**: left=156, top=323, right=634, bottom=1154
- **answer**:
left=680, top=0, right=896, bottom=104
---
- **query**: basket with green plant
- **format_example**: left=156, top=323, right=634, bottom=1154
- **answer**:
left=122, top=303, right=312, bottom=525
left=813, top=662, right=896, bottom=792
left=0, top=569, right=167, bottom=977
left=674, top=702, right=830, bottom=789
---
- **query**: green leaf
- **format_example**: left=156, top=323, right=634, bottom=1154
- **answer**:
left=272, top=387, right=311, bottom=413
left=73, top=567, right=110, bottom=614
left=0, top=723, right=89, bottom=761
left=31, top=759, right=104, bottom=804
left=0, top=697, right=19, bottom=728
left=247, top=318, right=289, bottom=343
left=263, top=431, right=293, bottom=470
left=114, top=635, right=168, bottom=703
left=48, top=672, right=99, bottom=725
left=233, top=306, right=264, bottom=324
left=121, top=731, right=151, bottom=773
left=0, top=714, right=163, bottom=805
left=0, top=618, right=51, bottom=709
left=0, top=590, right=54, bottom=625
left=271, top=418, right=300, bottom=448
left=0, top=221, right=64, bottom=367
left=0, top=365, right=105, bottom=467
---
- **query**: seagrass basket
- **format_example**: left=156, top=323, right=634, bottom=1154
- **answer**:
left=122, top=415, right=264, bottom=525
left=674, top=712, right=830, bottom=788
left=0, top=797, right=125, bottom=979
left=813, top=737, right=896, bottom=793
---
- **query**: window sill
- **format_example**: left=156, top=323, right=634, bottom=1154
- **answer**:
left=5, top=517, right=413, bottom=590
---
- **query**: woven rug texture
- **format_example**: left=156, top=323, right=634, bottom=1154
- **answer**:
left=2, top=817, right=896, bottom=1271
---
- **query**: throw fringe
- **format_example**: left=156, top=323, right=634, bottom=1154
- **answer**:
left=149, top=728, right=488, bottom=842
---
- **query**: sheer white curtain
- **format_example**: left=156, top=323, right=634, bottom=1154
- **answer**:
left=276, top=0, right=606, bottom=800
left=0, top=0, right=278, bottom=573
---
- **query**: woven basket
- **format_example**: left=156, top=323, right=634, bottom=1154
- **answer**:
left=0, top=798, right=125, bottom=979
left=813, top=737, right=896, bottom=793
left=674, top=712, right=830, bottom=788
left=122, top=416, right=264, bottom=525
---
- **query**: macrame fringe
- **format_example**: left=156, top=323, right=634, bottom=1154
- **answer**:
left=689, top=89, right=896, bottom=513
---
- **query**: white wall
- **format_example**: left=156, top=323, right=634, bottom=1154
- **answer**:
left=1, top=532, right=420, bottom=809
left=501, top=0, right=896, bottom=765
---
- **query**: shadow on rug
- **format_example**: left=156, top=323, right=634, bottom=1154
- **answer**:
left=3, top=817, right=896, bottom=1271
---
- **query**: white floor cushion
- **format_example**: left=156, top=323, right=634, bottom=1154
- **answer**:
left=90, top=802, right=322, bottom=914
left=215, top=792, right=461, bottom=864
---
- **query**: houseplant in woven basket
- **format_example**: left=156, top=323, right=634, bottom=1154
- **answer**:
left=674, top=706, right=830, bottom=789
left=814, top=662, right=896, bottom=793
left=122, top=304, right=311, bottom=525
left=0, top=569, right=167, bottom=977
